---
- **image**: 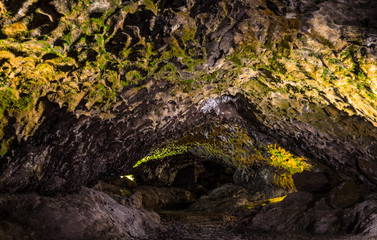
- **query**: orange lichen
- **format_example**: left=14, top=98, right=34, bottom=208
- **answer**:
left=2, top=22, right=28, bottom=37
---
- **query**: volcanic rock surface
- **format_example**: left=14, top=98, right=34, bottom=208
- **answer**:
left=0, top=0, right=377, bottom=239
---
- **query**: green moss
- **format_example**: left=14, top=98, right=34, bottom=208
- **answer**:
left=120, top=174, right=135, bottom=181
left=228, top=54, right=243, bottom=67
left=0, top=88, right=18, bottom=113
left=0, top=0, right=126, bottom=155
left=0, top=138, right=12, bottom=157
left=268, top=57, right=287, bottom=74
left=0, top=0, right=376, bottom=158
left=133, top=143, right=190, bottom=167
left=181, top=24, right=197, bottom=44
left=125, top=70, right=143, bottom=82
left=143, top=0, right=158, bottom=14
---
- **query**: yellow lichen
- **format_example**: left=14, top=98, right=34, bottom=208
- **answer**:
left=0, top=50, right=15, bottom=59
left=273, top=172, right=295, bottom=190
left=121, top=175, right=135, bottom=181
left=2, top=22, right=28, bottom=37
left=0, top=1, right=10, bottom=18
left=247, top=195, right=286, bottom=210
left=267, top=144, right=311, bottom=174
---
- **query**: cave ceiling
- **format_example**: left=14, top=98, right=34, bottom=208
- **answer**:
left=0, top=0, right=376, bottom=194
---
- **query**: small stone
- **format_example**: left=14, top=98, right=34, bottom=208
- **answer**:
left=329, top=181, right=360, bottom=209
left=293, top=171, right=330, bottom=193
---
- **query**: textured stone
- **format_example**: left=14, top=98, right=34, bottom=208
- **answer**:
left=233, top=167, right=289, bottom=198
left=357, top=158, right=377, bottom=185
left=0, top=187, right=162, bottom=240
left=304, top=198, right=341, bottom=234
left=342, top=199, right=377, bottom=237
left=247, top=191, right=346, bottom=235
left=0, top=0, right=377, bottom=237
left=250, top=191, right=315, bottom=232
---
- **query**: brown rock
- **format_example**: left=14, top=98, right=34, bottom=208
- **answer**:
left=329, top=181, right=360, bottom=209
left=293, top=171, right=330, bottom=193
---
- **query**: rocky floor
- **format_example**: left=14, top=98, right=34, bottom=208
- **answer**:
left=152, top=210, right=359, bottom=240
left=0, top=183, right=373, bottom=240
left=96, top=172, right=377, bottom=240
left=1, top=170, right=376, bottom=240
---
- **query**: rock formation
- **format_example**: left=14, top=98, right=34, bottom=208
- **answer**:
left=0, top=0, right=377, bottom=239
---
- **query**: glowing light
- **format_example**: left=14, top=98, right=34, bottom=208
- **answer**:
left=120, top=175, right=135, bottom=181
left=133, top=144, right=189, bottom=168
left=247, top=195, right=286, bottom=209
left=268, top=196, right=286, bottom=203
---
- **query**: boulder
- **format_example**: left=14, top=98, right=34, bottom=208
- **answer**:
left=249, top=191, right=316, bottom=232
left=329, top=181, right=360, bottom=209
left=342, top=199, right=377, bottom=237
left=293, top=171, right=330, bottom=193
left=303, top=197, right=342, bottom=234
left=0, top=187, right=162, bottom=240
left=189, top=183, right=264, bottom=215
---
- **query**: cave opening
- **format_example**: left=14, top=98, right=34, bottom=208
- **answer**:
left=118, top=155, right=240, bottom=211
left=111, top=138, right=302, bottom=214
left=172, top=161, right=235, bottom=197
